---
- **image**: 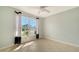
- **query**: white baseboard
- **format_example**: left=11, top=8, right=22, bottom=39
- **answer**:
left=44, top=35, right=79, bottom=47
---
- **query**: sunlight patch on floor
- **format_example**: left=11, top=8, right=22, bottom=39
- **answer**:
left=22, top=41, right=34, bottom=48
left=13, top=45, right=23, bottom=51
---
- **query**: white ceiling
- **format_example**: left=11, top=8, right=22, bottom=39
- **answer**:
left=12, top=6, right=77, bottom=18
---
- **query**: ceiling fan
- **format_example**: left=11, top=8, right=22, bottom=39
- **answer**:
left=39, top=6, right=50, bottom=13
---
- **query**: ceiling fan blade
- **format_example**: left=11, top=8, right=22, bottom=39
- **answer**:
left=43, top=8, right=50, bottom=13
left=39, top=6, right=50, bottom=13
left=40, top=6, right=48, bottom=8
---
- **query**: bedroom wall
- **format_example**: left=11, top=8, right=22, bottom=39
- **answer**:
left=0, top=6, right=16, bottom=48
left=43, top=7, right=79, bottom=46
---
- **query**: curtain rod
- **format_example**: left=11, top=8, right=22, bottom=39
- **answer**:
left=14, top=11, right=22, bottom=14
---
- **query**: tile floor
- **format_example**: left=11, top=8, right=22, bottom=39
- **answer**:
left=0, top=38, right=79, bottom=52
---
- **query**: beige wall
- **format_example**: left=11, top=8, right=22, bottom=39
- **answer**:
left=0, top=7, right=16, bottom=48
left=43, top=7, right=79, bottom=46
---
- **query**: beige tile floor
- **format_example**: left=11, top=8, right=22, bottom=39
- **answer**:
left=0, top=38, right=79, bottom=52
